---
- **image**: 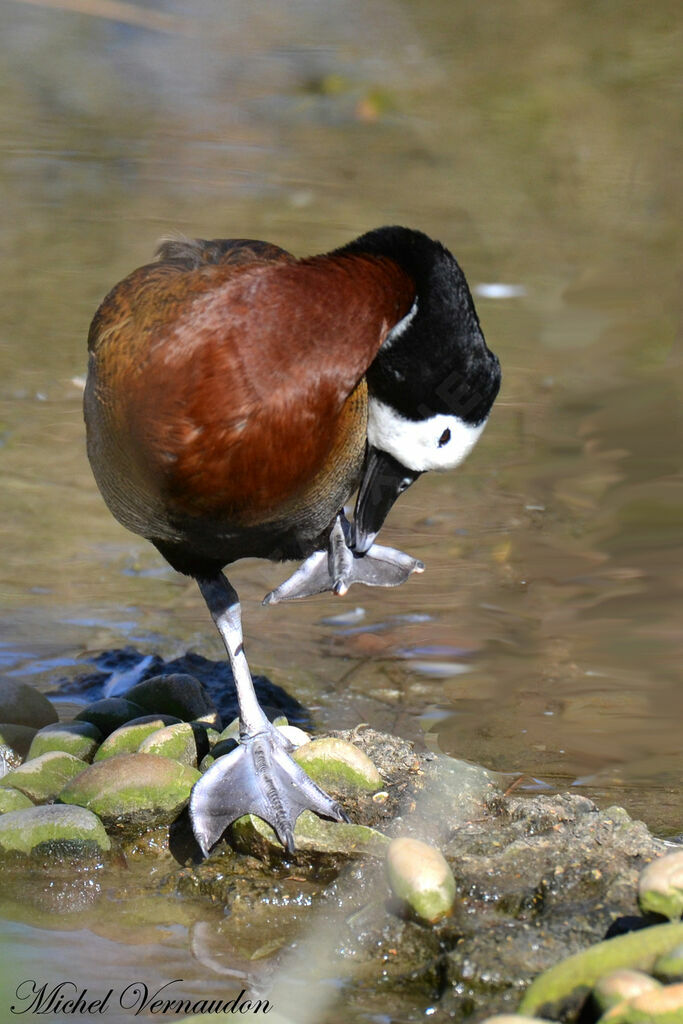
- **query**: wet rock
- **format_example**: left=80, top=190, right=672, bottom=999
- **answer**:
left=93, top=715, right=181, bottom=760
left=0, top=804, right=110, bottom=858
left=0, top=723, right=38, bottom=761
left=138, top=722, right=207, bottom=767
left=74, top=697, right=147, bottom=737
left=601, top=983, right=683, bottom=1022
left=0, top=743, right=23, bottom=776
left=0, top=788, right=34, bottom=813
left=638, top=850, right=683, bottom=921
left=27, top=721, right=102, bottom=762
left=54, top=648, right=306, bottom=728
left=199, top=736, right=238, bottom=771
left=60, top=752, right=199, bottom=832
left=217, top=717, right=240, bottom=742
left=386, top=836, right=456, bottom=923
left=653, top=943, right=683, bottom=982
left=0, top=680, right=58, bottom=729
left=518, top=922, right=683, bottom=1019
left=479, top=1018, right=552, bottom=1023
left=229, top=809, right=389, bottom=863
left=593, top=969, right=661, bottom=1012
left=277, top=724, right=310, bottom=747
left=293, top=737, right=383, bottom=796
left=124, top=674, right=221, bottom=729
left=0, top=751, right=86, bottom=803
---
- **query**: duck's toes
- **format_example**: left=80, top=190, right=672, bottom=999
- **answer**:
left=189, top=726, right=348, bottom=856
left=263, top=544, right=424, bottom=605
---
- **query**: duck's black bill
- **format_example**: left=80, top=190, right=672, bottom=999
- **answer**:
left=352, top=447, right=421, bottom=554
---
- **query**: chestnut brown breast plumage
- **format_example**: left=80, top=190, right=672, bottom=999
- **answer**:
left=85, top=237, right=413, bottom=575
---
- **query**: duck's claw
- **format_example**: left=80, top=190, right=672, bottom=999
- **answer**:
left=189, top=724, right=347, bottom=856
left=263, top=516, right=424, bottom=605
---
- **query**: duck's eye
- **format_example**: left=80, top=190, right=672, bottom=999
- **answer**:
left=438, top=428, right=451, bottom=447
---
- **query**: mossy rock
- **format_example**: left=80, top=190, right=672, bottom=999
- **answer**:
left=0, top=788, right=34, bottom=813
left=386, top=836, right=457, bottom=924
left=74, top=698, right=148, bottom=737
left=27, top=721, right=102, bottom=763
left=0, top=751, right=87, bottom=803
left=639, top=851, right=683, bottom=922
left=124, top=674, right=221, bottom=729
left=0, top=723, right=38, bottom=760
left=60, top=752, right=200, bottom=831
left=94, top=715, right=181, bottom=761
left=0, top=681, right=58, bottom=729
left=230, top=809, right=389, bottom=862
left=138, top=722, right=208, bottom=767
left=0, top=804, right=110, bottom=859
left=293, top=737, right=383, bottom=796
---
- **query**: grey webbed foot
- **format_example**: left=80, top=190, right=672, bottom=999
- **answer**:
left=263, top=515, right=424, bottom=605
left=189, top=722, right=347, bottom=855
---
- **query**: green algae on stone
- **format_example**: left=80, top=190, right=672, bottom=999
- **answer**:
left=600, top=982, right=683, bottom=1022
left=386, top=836, right=457, bottom=924
left=293, top=737, right=383, bottom=796
left=519, top=922, right=683, bottom=1017
left=94, top=715, right=181, bottom=761
left=74, top=697, right=147, bottom=737
left=0, top=788, right=34, bottom=813
left=124, top=674, right=221, bottom=729
left=138, top=721, right=204, bottom=767
left=0, top=751, right=86, bottom=803
left=593, top=969, right=662, bottom=1012
left=0, top=681, right=58, bottom=729
left=653, top=943, right=683, bottom=982
left=60, top=752, right=200, bottom=830
left=638, top=850, right=683, bottom=922
left=28, top=721, right=102, bottom=763
left=230, top=809, right=389, bottom=861
left=0, top=804, right=110, bottom=858
left=0, top=723, right=38, bottom=761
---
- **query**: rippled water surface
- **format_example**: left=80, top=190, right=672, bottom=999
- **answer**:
left=1, top=0, right=681, bottom=1017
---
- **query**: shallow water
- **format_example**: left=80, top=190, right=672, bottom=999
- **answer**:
left=0, top=0, right=681, bottom=1018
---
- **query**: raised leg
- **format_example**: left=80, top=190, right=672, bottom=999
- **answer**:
left=263, top=514, right=424, bottom=605
left=189, top=573, right=348, bottom=856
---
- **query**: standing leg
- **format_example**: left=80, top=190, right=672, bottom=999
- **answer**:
left=189, top=572, right=347, bottom=856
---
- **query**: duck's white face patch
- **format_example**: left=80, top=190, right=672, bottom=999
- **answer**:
left=368, top=398, right=487, bottom=472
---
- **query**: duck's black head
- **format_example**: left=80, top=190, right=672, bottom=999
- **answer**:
left=336, top=226, right=501, bottom=551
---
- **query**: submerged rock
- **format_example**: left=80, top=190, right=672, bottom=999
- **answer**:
left=28, top=721, right=102, bottom=762
left=0, top=681, right=58, bottom=730
left=60, top=752, right=199, bottom=832
left=74, top=697, right=147, bottom=736
left=0, top=751, right=86, bottom=802
left=123, top=674, right=221, bottom=729
left=0, top=804, right=111, bottom=858
left=229, top=809, right=389, bottom=863
left=93, top=715, right=181, bottom=760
